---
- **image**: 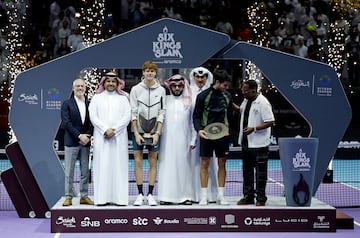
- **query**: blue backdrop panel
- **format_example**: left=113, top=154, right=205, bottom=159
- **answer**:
left=222, top=42, right=352, bottom=194
left=9, top=18, right=230, bottom=207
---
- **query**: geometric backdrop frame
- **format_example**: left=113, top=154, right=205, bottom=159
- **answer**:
left=8, top=18, right=352, bottom=210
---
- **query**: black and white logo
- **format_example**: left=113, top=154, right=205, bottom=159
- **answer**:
left=132, top=217, right=149, bottom=226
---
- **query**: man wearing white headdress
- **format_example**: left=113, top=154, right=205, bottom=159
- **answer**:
left=189, top=66, right=219, bottom=203
left=89, top=71, right=131, bottom=206
left=157, top=74, right=193, bottom=205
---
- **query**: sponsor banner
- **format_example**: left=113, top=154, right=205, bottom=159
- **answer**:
left=51, top=208, right=336, bottom=233
left=17, top=88, right=62, bottom=110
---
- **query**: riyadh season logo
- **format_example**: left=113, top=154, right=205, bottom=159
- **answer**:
left=152, top=26, right=183, bottom=64
left=47, top=88, right=60, bottom=100
left=317, top=74, right=332, bottom=97
left=319, top=74, right=331, bottom=87
left=292, top=148, right=311, bottom=171
left=45, top=88, right=62, bottom=110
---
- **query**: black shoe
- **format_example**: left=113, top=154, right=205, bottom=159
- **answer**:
left=255, top=197, right=267, bottom=206
left=160, top=201, right=174, bottom=205
left=256, top=200, right=266, bottom=206
left=180, top=200, right=192, bottom=205
left=237, top=196, right=255, bottom=205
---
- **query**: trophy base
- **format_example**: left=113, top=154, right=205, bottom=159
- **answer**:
left=143, top=137, right=153, bottom=146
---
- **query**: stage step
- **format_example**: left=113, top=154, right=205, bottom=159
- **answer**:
left=51, top=196, right=337, bottom=233
left=336, top=210, right=354, bottom=229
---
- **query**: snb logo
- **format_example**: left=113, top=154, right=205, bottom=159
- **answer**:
left=132, top=217, right=148, bottom=226
left=80, top=217, right=101, bottom=227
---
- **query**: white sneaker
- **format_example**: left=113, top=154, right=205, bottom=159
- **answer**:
left=133, top=194, right=144, bottom=206
left=217, top=196, right=230, bottom=205
left=199, top=197, right=208, bottom=206
left=147, top=194, right=157, bottom=206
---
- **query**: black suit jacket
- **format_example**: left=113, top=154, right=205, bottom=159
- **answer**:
left=61, top=96, right=93, bottom=147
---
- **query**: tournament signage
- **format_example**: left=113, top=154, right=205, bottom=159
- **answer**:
left=279, top=137, right=319, bottom=206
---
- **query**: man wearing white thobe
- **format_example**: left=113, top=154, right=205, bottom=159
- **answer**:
left=189, top=67, right=219, bottom=203
left=158, top=74, right=193, bottom=205
left=89, top=71, right=131, bottom=206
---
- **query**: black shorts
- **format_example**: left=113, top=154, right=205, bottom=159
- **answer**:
left=199, top=136, right=230, bottom=158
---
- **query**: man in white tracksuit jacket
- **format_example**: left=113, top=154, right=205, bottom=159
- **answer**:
left=130, top=61, right=166, bottom=206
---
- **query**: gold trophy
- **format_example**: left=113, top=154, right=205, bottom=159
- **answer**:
left=139, top=114, right=157, bottom=145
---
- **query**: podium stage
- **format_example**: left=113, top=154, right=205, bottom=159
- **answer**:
left=51, top=196, right=337, bottom=233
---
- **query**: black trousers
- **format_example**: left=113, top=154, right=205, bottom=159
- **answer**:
left=241, top=147, right=269, bottom=202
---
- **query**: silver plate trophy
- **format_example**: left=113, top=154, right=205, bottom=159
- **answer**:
left=203, top=122, right=229, bottom=140
left=139, top=114, right=157, bottom=145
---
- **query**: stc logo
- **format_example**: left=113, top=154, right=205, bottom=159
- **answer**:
left=132, top=217, right=149, bottom=226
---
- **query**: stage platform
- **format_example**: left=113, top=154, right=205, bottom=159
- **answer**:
left=51, top=196, right=337, bottom=233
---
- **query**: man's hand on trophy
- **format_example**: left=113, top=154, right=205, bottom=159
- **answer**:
left=151, top=133, right=159, bottom=146
left=134, top=132, right=144, bottom=145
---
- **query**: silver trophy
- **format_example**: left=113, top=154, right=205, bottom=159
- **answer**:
left=139, top=114, right=157, bottom=145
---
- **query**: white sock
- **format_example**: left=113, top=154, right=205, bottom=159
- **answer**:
left=218, top=187, right=225, bottom=198
left=201, top=187, right=207, bottom=199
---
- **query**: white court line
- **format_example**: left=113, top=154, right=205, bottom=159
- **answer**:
left=54, top=232, right=60, bottom=238
left=355, top=220, right=360, bottom=227
left=336, top=180, right=360, bottom=191
left=268, top=177, right=284, bottom=187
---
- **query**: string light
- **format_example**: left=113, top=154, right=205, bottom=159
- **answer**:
left=80, top=68, right=101, bottom=100
left=0, top=0, right=29, bottom=142
left=1, top=0, right=29, bottom=102
left=75, top=0, right=108, bottom=93
left=246, top=2, right=273, bottom=90
left=327, top=21, right=348, bottom=78
left=79, top=0, right=106, bottom=46
left=247, top=1, right=272, bottom=47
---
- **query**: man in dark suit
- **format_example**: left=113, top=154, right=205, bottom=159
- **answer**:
left=61, top=78, right=94, bottom=206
